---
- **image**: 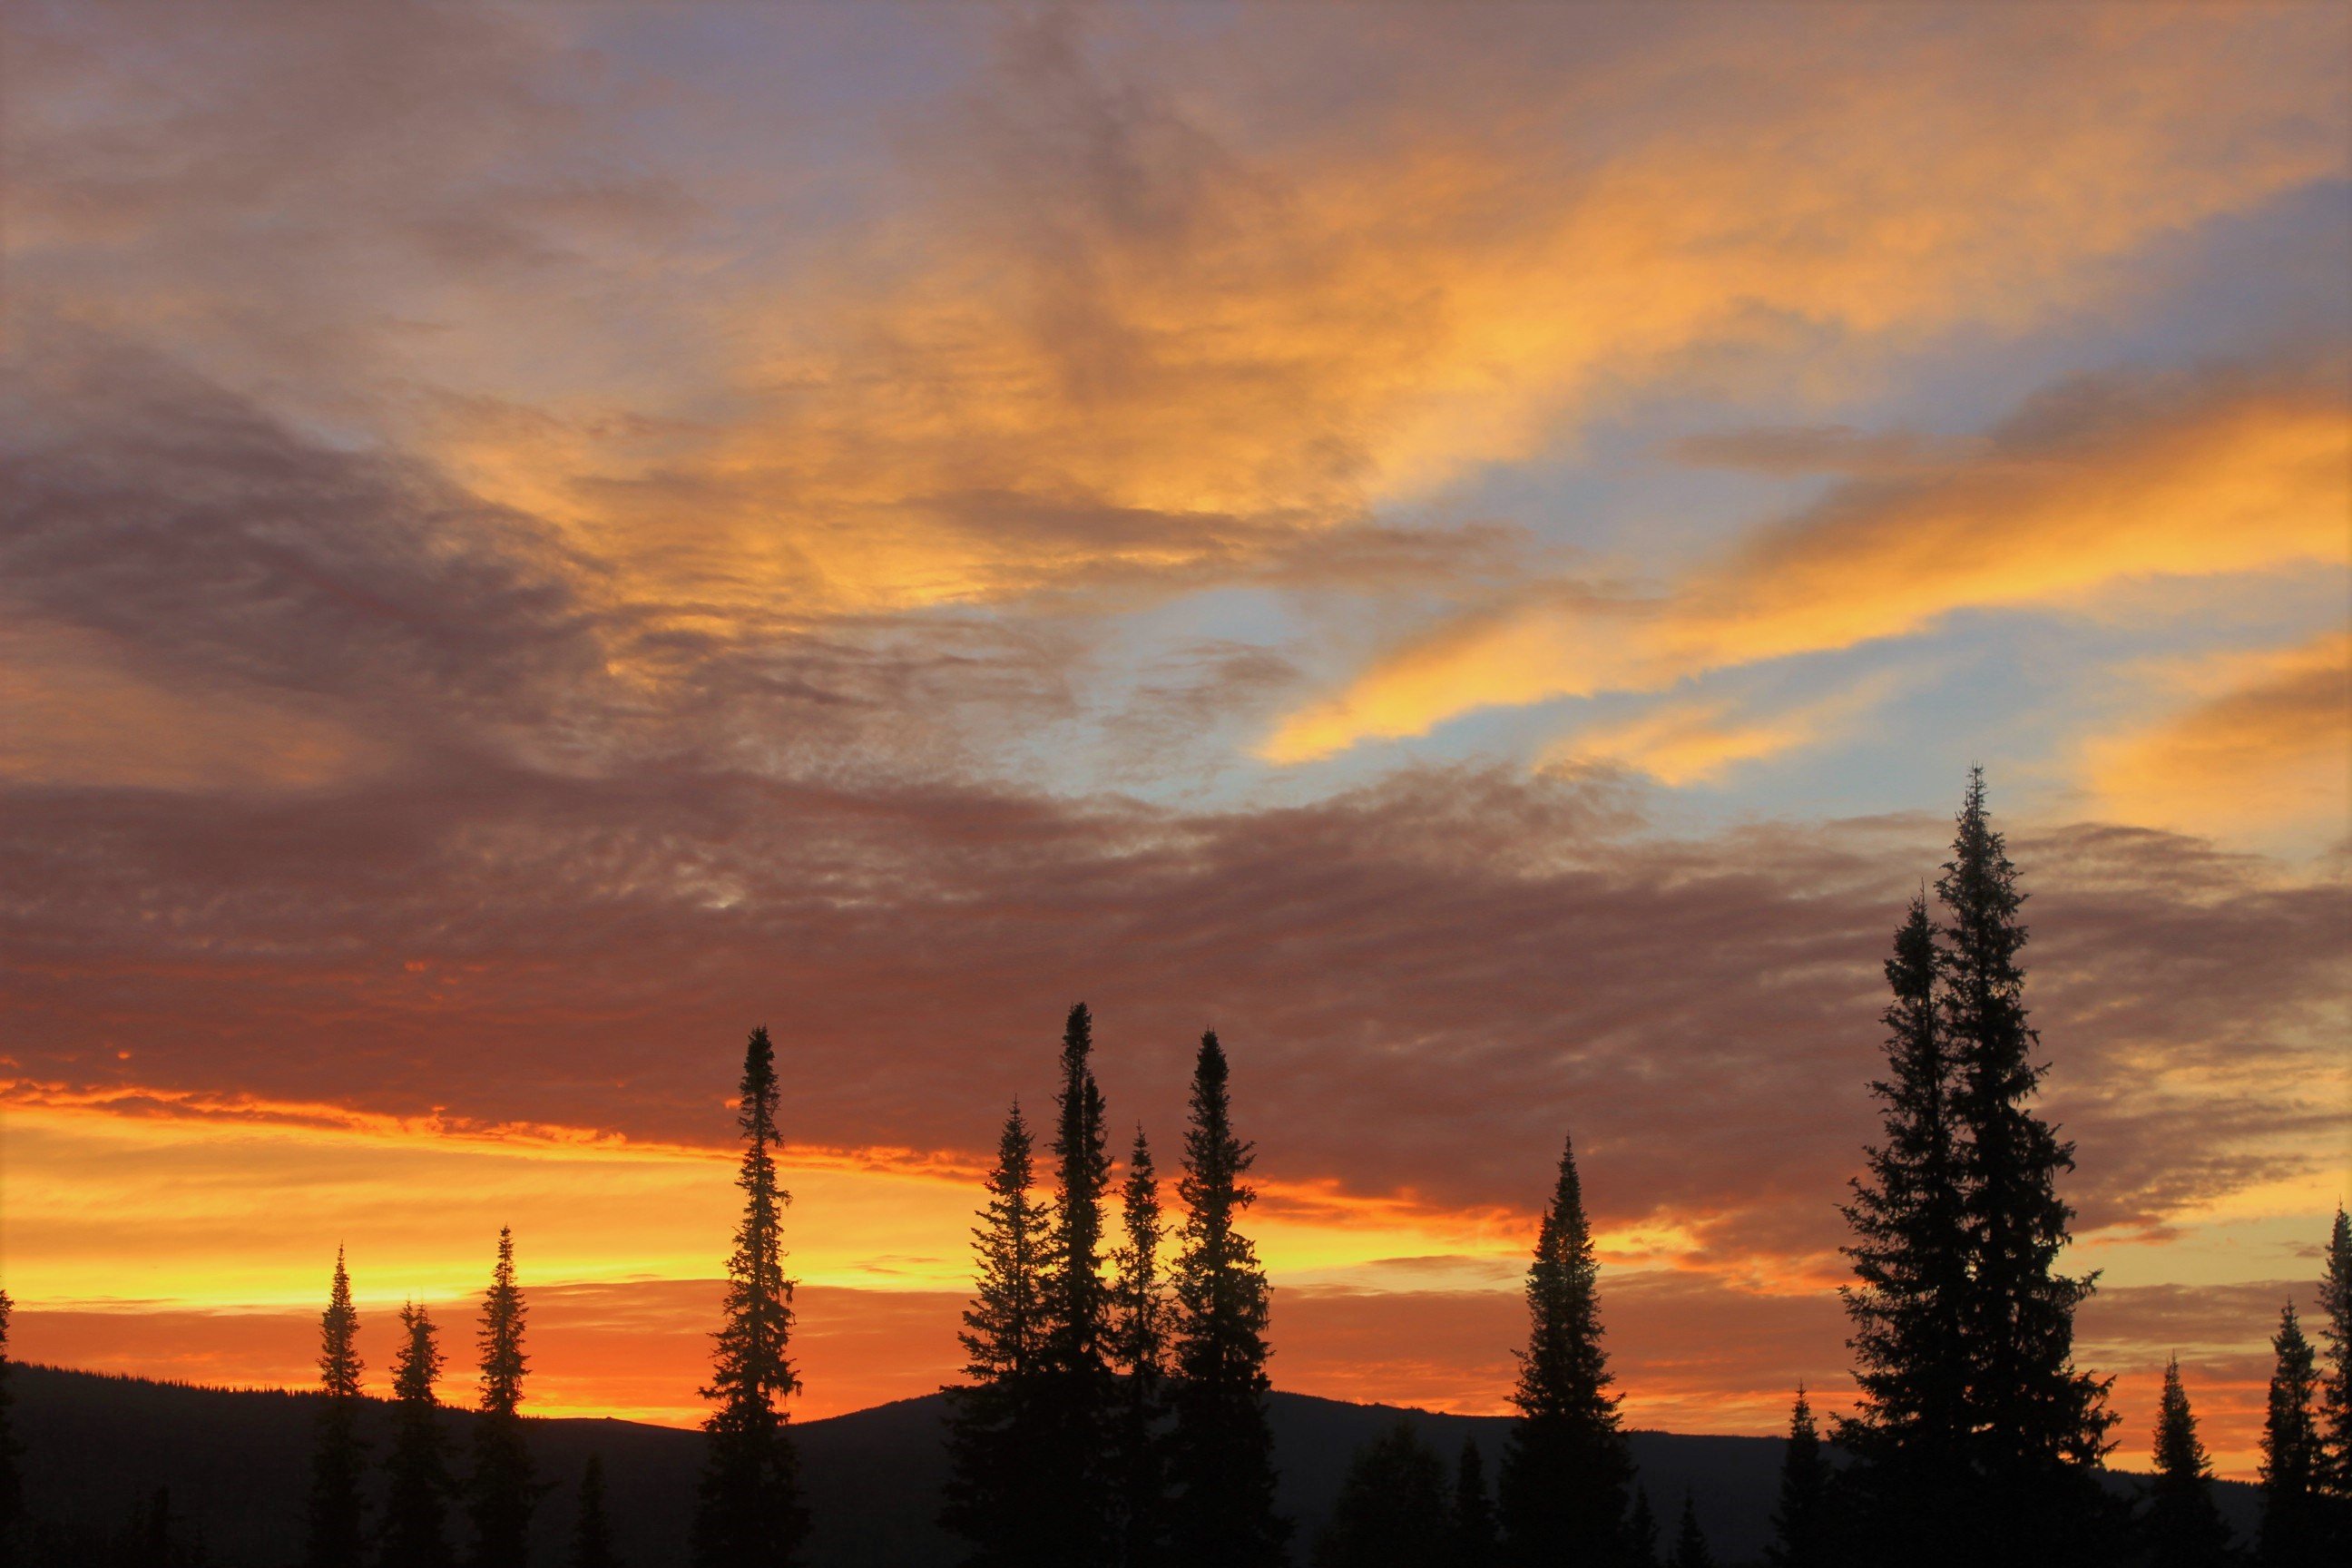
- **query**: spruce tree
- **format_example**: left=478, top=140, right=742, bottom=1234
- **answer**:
left=306, top=1247, right=367, bottom=1568
left=2318, top=1208, right=2352, bottom=1504
left=383, top=1300, right=456, bottom=1568
left=1937, top=769, right=2114, bottom=1553
left=470, top=1227, right=535, bottom=1568
left=1497, top=1132, right=1630, bottom=1566
left=1112, top=1125, right=1171, bottom=1568
left=0, top=1288, right=19, bottom=1556
left=1168, top=1030, right=1288, bottom=1566
left=1312, top=1420, right=1449, bottom=1568
left=1838, top=892, right=1972, bottom=1558
left=570, top=1455, right=620, bottom=1568
left=2143, top=1355, right=2233, bottom=1568
left=2260, top=1303, right=2323, bottom=1566
left=1670, top=1493, right=1714, bottom=1568
left=694, top=1025, right=808, bottom=1568
left=1625, top=1486, right=1661, bottom=1568
left=1449, top=1439, right=1499, bottom=1568
left=1765, top=1385, right=1834, bottom=1568
left=942, top=1102, right=1053, bottom=1567
left=1036, top=1002, right=1116, bottom=1565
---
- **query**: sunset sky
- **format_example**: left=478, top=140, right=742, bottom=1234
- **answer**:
left=3, top=1, right=2347, bottom=1482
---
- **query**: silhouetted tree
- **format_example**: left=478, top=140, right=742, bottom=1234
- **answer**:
left=1034, top=1002, right=1116, bottom=1565
left=571, top=1455, right=620, bottom=1568
left=2143, top=1354, right=2233, bottom=1568
left=1169, top=1030, right=1289, bottom=1566
left=383, top=1300, right=456, bottom=1568
left=1939, top=769, right=2115, bottom=1553
left=1449, top=1439, right=1498, bottom=1568
left=1838, top=892, right=1971, bottom=1558
left=1766, top=1385, right=1835, bottom=1568
left=1497, top=1132, right=1630, bottom=1567
left=2319, top=1208, right=2352, bottom=1506
left=1670, top=1493, right=1713, bottom=1568
left=943, top=1102, right=1053, bottom=1567
left=694, top=1026, right=808, bottom=1568
left=1312, top=1419, right=1449, bottom=1568
left=0, top=1288, right=19, bottom=1559
left=306, top=1248, right=366, bottom=1568
left=2260, top=1303, right=2323, bottom=1566
left=1625, top=1486, right=1661, bottom=1568
left=1111, top=1125, right=1171, bottom=1568
left=469, top=1227, right=535, bottom=1568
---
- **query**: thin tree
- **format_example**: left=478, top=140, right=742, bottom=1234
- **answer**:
left=2260, top=1303, right=2323, bottom=1567
left=1036, top=1002, right=1116, bottom=1565
left=1937, top=769, right=2115, bottom=1553
left=470, top=1226, right=535, bottom=1568
left=2143, top=1354, right=2233, bottom=1568
left=1449, top=1439, right=1499, bottom=1568
left=306, top=1247, right=367, bottom=1568
left=0, top=1288, right=19, bottom=1554
left=1497, top=1132, right=1630, bottom=1567
left=694, top=1025, right=808, bottom=1568
left=1670, top=1493, right=1714, bottom=1568
left=1168, top=1030, right=1289, bottom=1566
left=1765, top=1385, right=1834, bottom=1568
left=1312, top=1419, right=1450, bottom=1568
left=1111, top=1124, right=1172, bottom=1568
left=942, top=1101, right=1053, bottom=1567
left=1625, top=1486, right=1661, bottom=1568
left=2318, top=1207, right=2352, bottom=1505
left=383, top=1300, right=456, bottom=1568
left=570, top=1455, right=621, bottom=1568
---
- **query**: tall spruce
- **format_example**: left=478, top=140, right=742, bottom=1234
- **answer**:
left=1937, top=769, right=2114, bottom=1553
left=1625, top=1487, right=1661, bottom=1568
left=2143, top=1355, right=2232, bottom=1568
left=942, top=1101, right=1053, bottom=1566
left=2318, top=1207, right=2352, bottom=1504
left=570, top=1455, right=620, bottom=1568
left=1111, top=1125, right=1172, bottom=1568
left=1838, top=891, right=1972, bottom=1555
left=1168, top=1030, right=1288, bottom=1565
left=1497, top=1132, right=1630, bottom=1566
left=1449, top=1440, right=1499, bottom=1568
left=2259, top=1303, right=2323, bottom=1566
left=470, top=1226, right=535, bottom=1568
left=383, top=1300, right=456, bottom=1568
left=1765, top=1386, right=1833, bottom=1568
left=1037, top=1002, right=1116, bottom=1565
left=1313, top=1420, right=1450, bottom=1568
left=1670, top=1494, right=1714, bottom=1568
left=0, top=1288, right=19, bottom=1556
left=694, top=1025, right=808, bottom=1568
left=307, top=1247, right=367, bottom=1568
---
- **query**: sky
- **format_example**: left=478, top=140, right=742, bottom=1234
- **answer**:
left=2, top=0, right=2347, bottom=1482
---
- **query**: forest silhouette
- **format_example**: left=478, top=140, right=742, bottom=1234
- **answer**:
left=3, top=772, right=2348, bottom=1568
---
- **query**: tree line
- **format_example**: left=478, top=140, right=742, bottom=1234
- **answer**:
left=0, top=770, right=2346, bottom=1566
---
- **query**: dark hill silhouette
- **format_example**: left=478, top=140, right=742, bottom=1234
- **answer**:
left=13, top=1363, right=2258, bottom=1565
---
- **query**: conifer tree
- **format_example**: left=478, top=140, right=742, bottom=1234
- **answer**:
left=0, top=1288, right=19, bottom=1555
left=1765, top=1385, right=1834, bottom=1568
left=942, top=1102, right=1053, bottom=1567
left=1449, top=1439, right=1499, bottom=1568
left=1034, top=1002, right=1116, bottom=1565
left=1625, top=1486, right=1661, bottom=1568
left=1111, top=1125, right=1171, bottom=1568
left=1937, top=769, right=2114, bottom=1553
left=383, top=1300, right=456, bottom=1568
left=1313, top=1420, right=1449, bottom=1568
left=307, top=1247, right=367, bottom=1568
left=570, top=1455, right=620, bottom=1568
left=2143, top=1355, right=2233, bottom=1568
left=470, top=1226, right=535, bottom=1568
left=1168, top=1030, right=1289, bottom=1566
left=1670, top=1494, right=1714, bottom=1568
left=694, top=1026, right=808, bottom=1568
left=2260, top=1303, right=2323, bottom=1566
left=2318, top=1207, right=2352, bottom=1504
left=1497, top=1132, right=1630, bottom=1566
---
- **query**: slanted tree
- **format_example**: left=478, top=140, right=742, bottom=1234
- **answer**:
left=470, top=1227, right=535, bottom=1568
left=1497, top=1132, right=1631, bottom=1567
left=1036, top=1002, right=1116, bottom=1566
left=1111, top=1125, right=1171, bottom=1568
left=1670, top=1493, right=1714, bottom=1568
left=942, top=1102, right=1053, bottom=1567
left=2318, top=1208, right=2352, bottom=1506
left=1625, top=1486, right=1661, bottom=1568
left=1168, top=1030, right=1289, bottom=1566
left=1765, top=1385, right=1834, bottom=1568
left=306, top=1247, right=367, bottom=1568
left=383, top=1300, right=455, bottom=1568
left=1449, top=1439, right=1499, bottom=1568
left=1312, top=1419, right=1449, bottom=1568
left=1937, top=769, right=2115, bottom=1554
left=2260, top=1303, right=2323, bottom=1567
left=0, top=1288, right=19, bottom=1553
left=1838, top=891, right=1974, bottom=1561
left=694, top=1026, right=808, bottom=1568
left=571, top=1455, right=620, bottom=1568
left=2143, top=1355, right=2233, bottom=1568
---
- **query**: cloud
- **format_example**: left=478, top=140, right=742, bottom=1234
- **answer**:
left=1539, top=675, right=1903, bottom=787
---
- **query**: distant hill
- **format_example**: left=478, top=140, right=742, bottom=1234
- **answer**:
left=10, top=1363, right=2258, bottom=1565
